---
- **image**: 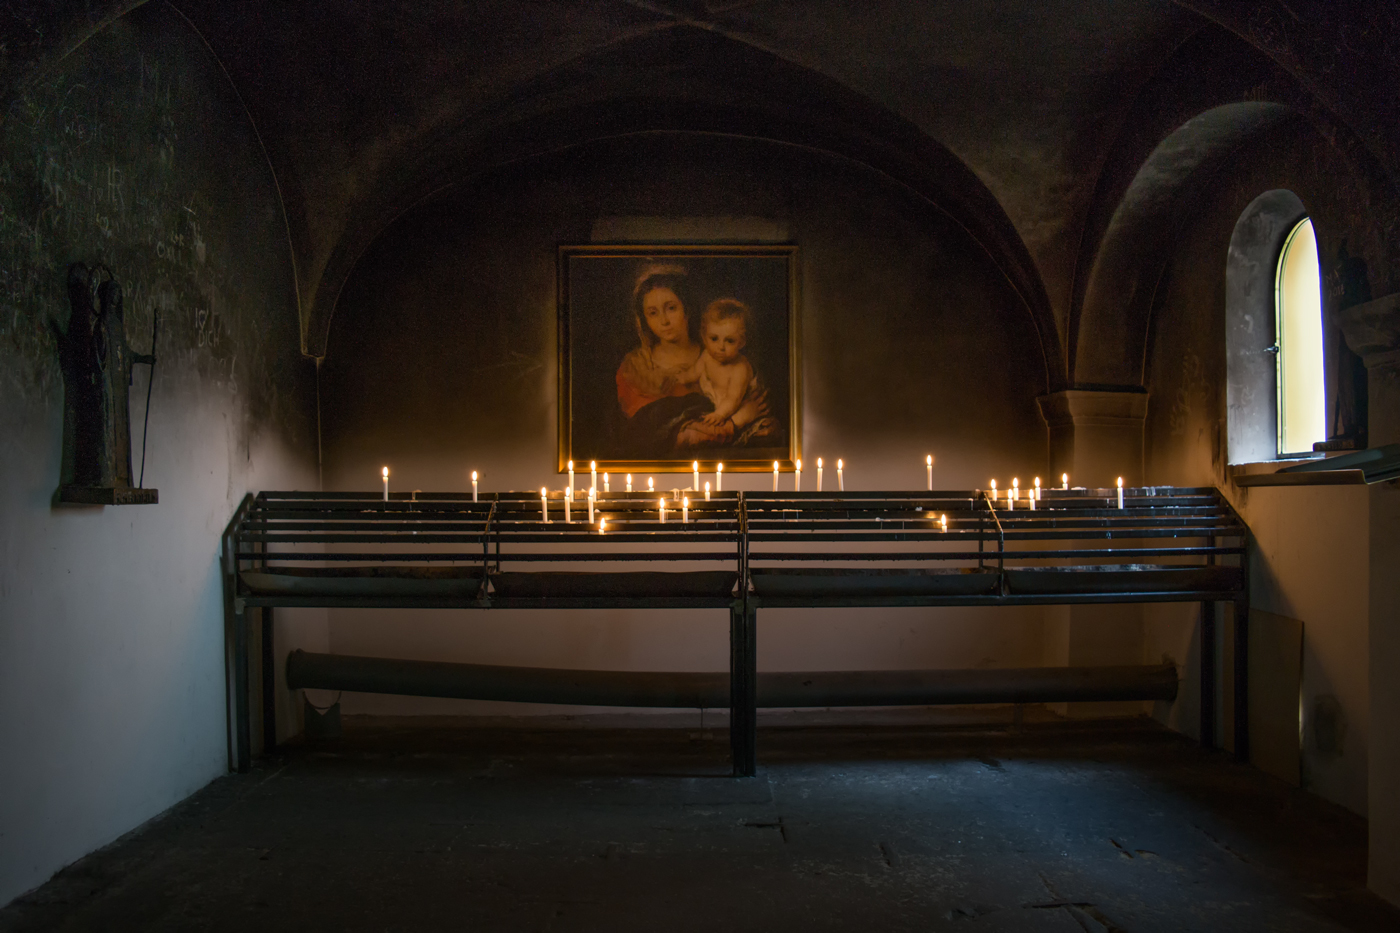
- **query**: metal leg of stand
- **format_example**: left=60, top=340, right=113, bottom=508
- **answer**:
left=261, top=607, right=276, bottom=756
left=1200, top=602, right=1215, bottom=750
left=234, top=600, right=251, bottom=773
left=730, top=604, right=757, bottom=777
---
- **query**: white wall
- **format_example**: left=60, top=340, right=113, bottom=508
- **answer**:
left=0, top=6, right=320, bottom=906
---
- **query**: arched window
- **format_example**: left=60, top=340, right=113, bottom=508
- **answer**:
left=1274, top=218, right=1325, bottom=455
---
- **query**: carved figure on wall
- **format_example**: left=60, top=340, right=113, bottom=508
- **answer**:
left=54, top=263, right=158, bottom=504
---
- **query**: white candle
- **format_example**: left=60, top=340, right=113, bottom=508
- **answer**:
left=1012, top=477, right=1019, bottom=501
left=540, top=487, right=548, bottom=522
left=647, top=477, right=654, bottom=493
left=590, top=461, right=597, bottom=492
left=773, top=461, right=779, bottom=492
left=604, top=472, right=610, bottom=494
left=626, top=474, right=632, bottom=493
left=564, top=489, right=571, bottom=522
left=1007, top=489, right=1014, bottom=511
left=567, top=460, right=574, bottom=498
left=716, top=463, right=723, bottom=492
left=795, top=459, right=802, bottom=492
left=1117, top=476, right=1124, bottom=509
left=1034, top=477, right=1041, bottom=502
left=1030, top=492, right=1036, bottom=510
left=659, top=497, right=666, bottom=524
left=837, top=459, right=844, bottom=491
left=990, top=479, right=997, bottom=500
left=599, top=517, right=607, bottom=535
left=382, top=466, right=389, bottom=501
left=1062, top=472, right=1069, bottom=490
left=683, top=497, right=689, bottom=522
left=588, top=488, right=595, bottom=523
left=693, top=460, right=700, bottom=491
left=471, top=470, right=478, bottom=502
left=704, top=481, right=711, bottom=501
left=927, top=454, right=934, bottom=491
left=940, top=514, right=947, bottom=532
left=817, top=458, right=823, bottom=492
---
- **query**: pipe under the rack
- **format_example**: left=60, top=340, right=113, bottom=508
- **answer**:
left=286, top=650, right=1178, bottom=708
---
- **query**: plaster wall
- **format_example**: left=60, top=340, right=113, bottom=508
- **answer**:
left=0, top=7, right=320, bottom=906
left=317, top=136, right=1055, bottom=715
left=1142, top=122, right=1384, bottom=818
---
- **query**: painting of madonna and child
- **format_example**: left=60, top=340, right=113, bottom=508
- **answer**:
left=559, top=246, right=798, bottom=473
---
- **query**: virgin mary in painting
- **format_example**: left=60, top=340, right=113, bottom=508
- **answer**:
left=613, top=263, right=779, bottom=458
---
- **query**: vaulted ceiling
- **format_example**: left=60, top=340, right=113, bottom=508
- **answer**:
left=4, top=0, right=1398, bottom=387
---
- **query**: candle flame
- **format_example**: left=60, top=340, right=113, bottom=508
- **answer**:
left=693, top=460, right=698, bottom=470
left=599, top=518, right=606, bottom=534
left=540, top=487, right=547, bottom=496
left=717, top=463, right=724, bottom=472
left=940, top=514, right=947, bottom=529
left=567, top=460, right=573, bottom=471
left=1034, top=476, right=1040, bottom=487
left=590, top=460, right=596, bottom=469
left=795, top=459, right=801, bottom=471
left=647, top=477, right=654, bottom=491
left=773, top=461, right=779, bottom=471
left=382, top=466, right=389, bottom=478
left=1013, top=477, right=1019, bottom=487
left=926, top=454, right=932, bottom=465
left=1062, top=473, right=1068, bottom=483
left=471, top=470, right=478, bottom=481
left=837, top=459, right=843, bottom=469
left=817, top=457, right=823, bottom=468
left=1117, top=476, right=1123, bottom=487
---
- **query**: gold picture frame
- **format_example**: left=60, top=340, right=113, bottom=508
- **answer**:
left=558, top=244, right=801, bottom=473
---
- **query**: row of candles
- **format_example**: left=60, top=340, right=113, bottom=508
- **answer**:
left=378, top=459, right=1130, bottom=513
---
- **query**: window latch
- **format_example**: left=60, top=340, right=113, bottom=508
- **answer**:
left=1264, top=344, right=1280, bottom=354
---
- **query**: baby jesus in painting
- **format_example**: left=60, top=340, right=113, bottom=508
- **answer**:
left=675, top=298, right=755, bottom=429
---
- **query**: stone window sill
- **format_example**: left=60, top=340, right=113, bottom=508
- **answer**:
left=1230, top=455, right=1366, bottom=487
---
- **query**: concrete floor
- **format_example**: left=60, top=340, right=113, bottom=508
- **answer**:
left=2, top=710, right=1398, bottom=933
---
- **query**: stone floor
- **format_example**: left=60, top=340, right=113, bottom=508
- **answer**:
left=2, top=710, right=1397, bottom=932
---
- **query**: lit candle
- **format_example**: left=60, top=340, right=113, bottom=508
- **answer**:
left=704, top=481, right=711, bottom=501
left=1007, top=488, right=1014, bottom=511
left=795, top=459, right=802, bottom=492
left=716, top=463, right=724, bottom=492
left=599, top=517, right=607, bottom=535
left=1030, top=490, right=1036, bottom=510
left=773, top=461, right=779, bottom=492
left=926, top=454, right=933, bottom=491
left=647, top=477, right=654, bottom=493
left=683, top=496, right=689, bottom=522
left=1117, top=476, right=1124, bottom=509
left=564, top=489, right=571, bottom=522
left=604, top=472, right=610, bottom=494
left=540, top=487, right=548, bottom=522
left=567, top=460, right=574, bottom=498
left=382, top=466, right=389, bottom=502
left=1012, top=477, right=1019, bottom=501
left=1062, top=472, right=1069, bottom=490
left=588, top=488, right=595, bottom=523
left=1034, top=477, right=1041, bottom=501
left=837, top=459, right=844, bottom=491
left=590, top=461, right=597, bottom=492
left=990, top=479, right=997, bottom=500
left=471, top=470, right=478, bottom=502
left=693, top=460, right=700, bottom=491
left=659, top=497, right=666, bottom=524
left=940, top=513, right=948, bottom=532
left=817, top=457, right=824, bottom=492
left=626, top=474, right=633, bottom=493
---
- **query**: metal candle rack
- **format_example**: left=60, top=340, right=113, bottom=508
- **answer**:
left=223, top=486, right=1248, bottom=776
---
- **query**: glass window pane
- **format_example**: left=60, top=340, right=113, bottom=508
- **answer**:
left=1276, top=218, right=1325, bottom=455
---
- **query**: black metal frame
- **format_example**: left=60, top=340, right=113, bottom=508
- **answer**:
left=221, top=485, right=1249, bottom=775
